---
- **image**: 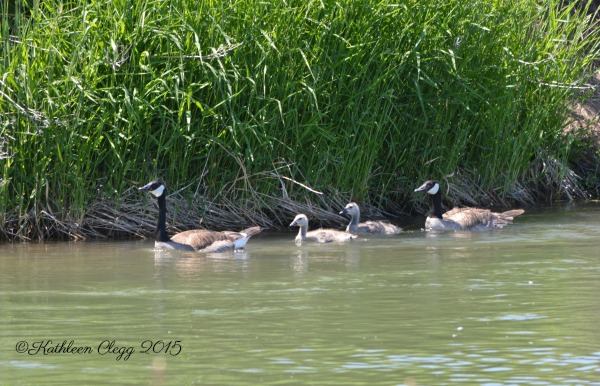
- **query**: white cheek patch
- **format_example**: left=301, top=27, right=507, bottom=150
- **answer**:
left=150, top=185, right=165, bottom=197
left=427, top=183, right=440, bottom=195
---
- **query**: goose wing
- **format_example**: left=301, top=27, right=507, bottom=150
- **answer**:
left=357, top=221, right=402, bottom=235
left=170, top=230, right=231, bottom=252
left=490, top=209, right=525, bottom=228
left=443, top=208, right=525, bottom=229
left=220, top=226, right=263, bottom=249
left=221, top=226, right=263, bottom=240
left=443, top=208, right=495, bottom=229
left=171, top=226, right=263, bottom=252
left=499, top=209, right=525, bottom=220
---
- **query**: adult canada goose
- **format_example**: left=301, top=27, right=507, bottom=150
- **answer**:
left=414, top=180, right=524, bottom=231
left=339, top=202, right=402, bottom=235
left=289, top=213, right=357, bottom=243
left=139, top=181, right=262, bottom=252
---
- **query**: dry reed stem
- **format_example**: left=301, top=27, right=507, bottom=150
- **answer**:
left=0, top=156, right=590, bottom=241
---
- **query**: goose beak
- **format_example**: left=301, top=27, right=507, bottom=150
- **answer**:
left=414, top=183, right=428, bottom=193
left=139, top=183, right=153, bottom=191
left=339, top=209, right=347, bottom=215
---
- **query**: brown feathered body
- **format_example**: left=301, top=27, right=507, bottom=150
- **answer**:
left=426, top=207, right=525, bottom=231
left=140, top=181, right=262, bottom=252
left=164, top=226, right=263, bottom=252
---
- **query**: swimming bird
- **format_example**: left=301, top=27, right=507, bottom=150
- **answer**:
left=289, top=213, right=357, bottom=243
left=414, top=180, right=524, bottom=231
left=339, top=202, right=402, bottom=235
left=139, top=180, right=262, bottom=252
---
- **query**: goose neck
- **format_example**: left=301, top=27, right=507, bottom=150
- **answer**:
left=430, top=191, right=444, bottom=219
left=156, top=194, right=171, bottom=242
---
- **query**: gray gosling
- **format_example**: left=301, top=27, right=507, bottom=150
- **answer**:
left=340, top=202, right=402, bottom=235
left=414, top=180, right=524, bottom=231
left=289, top=213, right=357, bottom=244
left=139, top=180, right=262, bottom=252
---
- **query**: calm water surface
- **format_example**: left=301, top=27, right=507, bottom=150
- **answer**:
left=1, top=203, right=600, bottom=385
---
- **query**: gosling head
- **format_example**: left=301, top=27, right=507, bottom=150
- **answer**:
left=339, top=202, right=360, bottom=217
left=289, top=214, right=309, bottom=228
left=139, top=180, right=166, bottom=198
left=414, top=180, right=440, bottom=195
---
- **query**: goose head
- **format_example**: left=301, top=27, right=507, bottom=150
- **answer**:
left=139, top=180, right=166, bottom=198
left=414, top=180, right=440, bottom=195
left=339, top=202, right=360, bottom=217
left=289, top=214, right=309, bottom=228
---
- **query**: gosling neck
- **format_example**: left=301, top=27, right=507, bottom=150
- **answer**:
left=349, top=210, right=360, bottom=227
left=296, top=225, right=307, bottom=240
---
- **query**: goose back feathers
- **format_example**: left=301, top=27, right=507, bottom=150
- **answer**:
left=339, top=202, right=402, bottom=235
left=289, top=214, right=357, bottom=243
left=414, top=180, right=524, bottom=231
left=140, top=181, right=262, bottom=252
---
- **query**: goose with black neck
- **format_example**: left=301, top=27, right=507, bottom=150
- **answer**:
left=414, top=180, right=524, bottom=231
left=139, top=180, right=262, bottom=252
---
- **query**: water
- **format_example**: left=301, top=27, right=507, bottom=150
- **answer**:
left=1, top=203, right=600, bottom=385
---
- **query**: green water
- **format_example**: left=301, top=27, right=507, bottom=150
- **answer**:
left=1, top=203, right=600, bottom=385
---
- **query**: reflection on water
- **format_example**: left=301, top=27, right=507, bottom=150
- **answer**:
left=1, top=203, right=600, bottom=385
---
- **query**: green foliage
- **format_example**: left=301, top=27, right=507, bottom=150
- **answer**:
left=0, top=0, right=598, bottom=238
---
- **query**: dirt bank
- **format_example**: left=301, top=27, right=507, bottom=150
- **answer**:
left=567, top=70, right=600, bottom=197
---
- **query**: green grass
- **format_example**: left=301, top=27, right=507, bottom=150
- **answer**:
left=0, top=0, right=598, bottom=239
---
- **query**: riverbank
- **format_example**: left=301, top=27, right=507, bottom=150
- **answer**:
left=568, top=70, right=600, bottom=198
left=1, top=0, right=599, bottom=240
left=18, top=81, right=600, bottom=242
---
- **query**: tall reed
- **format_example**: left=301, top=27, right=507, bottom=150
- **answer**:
left=0, top=0, right=598, bottom=239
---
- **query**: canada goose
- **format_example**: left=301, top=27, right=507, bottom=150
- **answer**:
left=289, top=213, right=357, bottom=243
left=139, top=181, right=262, bottom=252
left=339, top=202, right=402, bottom=235
left=414, top=180, right=524, bottom=231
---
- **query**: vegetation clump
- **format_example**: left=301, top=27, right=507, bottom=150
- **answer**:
left=1, top=0, right=598, bottom=240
